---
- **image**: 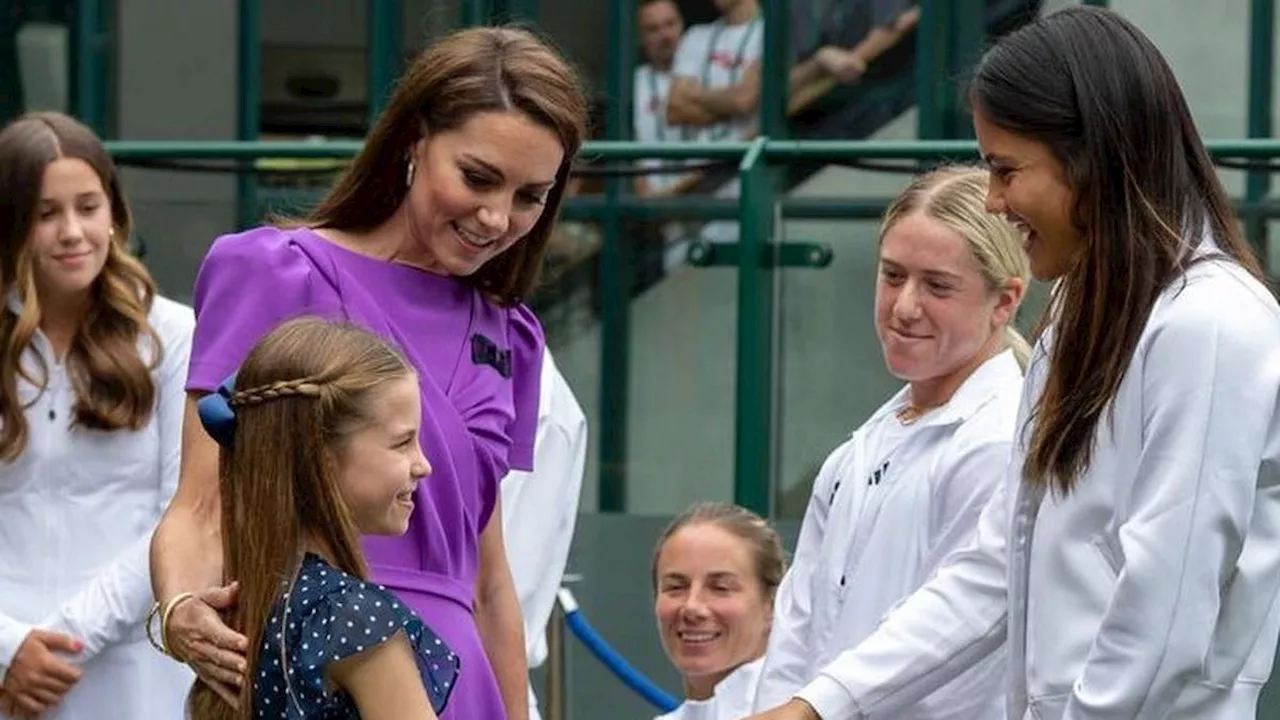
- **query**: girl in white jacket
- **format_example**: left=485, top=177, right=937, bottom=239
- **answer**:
left=653, top=502, right=787, bottom=720
left=0, top=112, right=194, bottom=719
left=746, top=6, right=1280, bottom=720
left=752, top=166, right=1029, bottom=720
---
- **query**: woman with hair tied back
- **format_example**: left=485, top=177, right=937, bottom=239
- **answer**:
left=0, top=111, right=195, bottom=719
left=187, top=317, right=457, bottom=720
left=148, top=26, right=589, bottom=719
left=748, top=6, right=1280, bottom=720
left=652, top=502, right=787, bottom=720
left=752, top=165, right=1029, bottom=720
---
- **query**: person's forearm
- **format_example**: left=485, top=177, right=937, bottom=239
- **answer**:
left=790, top=57, right=826, bottom=91
left=475, top=580, right=528, bottom=720
left=150, top=502, right=223, bottom=603
left=847, top=6, right=921, bottom=68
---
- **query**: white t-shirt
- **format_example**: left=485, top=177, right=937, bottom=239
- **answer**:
left=670, top=17, right=764, bottom=143
left=633, top=63, right=687, bottom=195
left=671, top=17, right=763, bottom=244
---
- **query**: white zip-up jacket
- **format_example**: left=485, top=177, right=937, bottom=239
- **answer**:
left=0, top=295, right=195, bottom=719
left=657, top=657, right=764, bottom=720
left=755, top=349, right=1022, bottom=718
left=795, top=255, right=1280, bottom=720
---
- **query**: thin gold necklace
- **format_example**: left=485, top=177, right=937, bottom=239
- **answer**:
left=895, top=402, right=940, bottom=426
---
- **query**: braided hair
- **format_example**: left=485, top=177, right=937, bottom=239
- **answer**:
left=189, top=317, right=415, bottom=720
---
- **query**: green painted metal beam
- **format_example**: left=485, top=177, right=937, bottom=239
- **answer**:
left=758, top=0, right=788, bottom=138
left=101, top=138, right=1280, bottom=161
left=236, top=0, right=261, bottom=230
left=460, top=0, right=495, bottom=26
left=596, top=0, right=635, bottom=513
left=734, top=136, right=775, bottom=516
left=368, top=0, right=403, bottom=125
left=947, top=0, right=985, bottom=140
left=914, top=0, right=948, bottom=139
left=1244, top=0, right=1274, bottom=259
left=557, top=196, right=1280, bottom=223
left=72, top=0, right=107, bottom=135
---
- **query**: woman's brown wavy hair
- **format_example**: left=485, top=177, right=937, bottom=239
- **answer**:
left=969, top=7, right=1264, bottom=495
left=303, top=26, right=589, bottom=307
left=187, top=317, right=414, bottom=720
left=0, top=111, right=161, bottom=460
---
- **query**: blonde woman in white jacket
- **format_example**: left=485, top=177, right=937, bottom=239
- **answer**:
left=746, top=7, right=1280, bottom=720
left=752, top=166, right=1030, bottom=720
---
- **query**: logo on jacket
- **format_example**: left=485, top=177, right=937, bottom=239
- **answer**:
left=867, top=460, right=890, bottom=486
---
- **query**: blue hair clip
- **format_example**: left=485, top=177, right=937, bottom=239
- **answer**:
left=198, top=374, right=238, bottom=448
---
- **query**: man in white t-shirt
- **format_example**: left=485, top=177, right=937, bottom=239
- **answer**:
left=633, top=0, right=689, bottom=198
left=666, top=0, right=764, bottom=243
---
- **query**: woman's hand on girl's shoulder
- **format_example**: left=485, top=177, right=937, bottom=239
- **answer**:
left=164, top=582, right=248, bottom=707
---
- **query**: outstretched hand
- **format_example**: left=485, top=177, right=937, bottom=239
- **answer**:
left=740, top=699, right=823, bottom=720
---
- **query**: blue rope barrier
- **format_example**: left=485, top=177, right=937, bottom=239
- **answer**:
left=557, top=589, right=681, bottom=713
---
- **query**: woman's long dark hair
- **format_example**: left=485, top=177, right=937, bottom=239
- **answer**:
left=969, top=6, right=1263, bottom=495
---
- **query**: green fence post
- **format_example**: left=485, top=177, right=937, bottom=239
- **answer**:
left=460, top=0, right=490, bottom=27
left=506, top=0, right=539, bottom=23
left=1252, top=0, right=1278, bottom=712
left=368, top=0, right=402, bottom=126
left=945, top=0, right=985, bottom=139
left=915, top=0, right=949, bottom=139
left=758, top=0, right=788, bottom=138
left=1245, top=0, right=1274, bottom=262
left=72, top=0, right=107, bottom=135
left=236, top=0, right=260, bottom=229
left=597, top=0, right=635, bottom=513
left=734, top=136, right=775, bottom=517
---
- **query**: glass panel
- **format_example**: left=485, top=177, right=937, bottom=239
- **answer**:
left=121, top=167, right=243, bottom=303
left=532, top=217, right=606, bottom=514
left=5, top=0, right=79, bottom=124
left=625, top=257, right=738, bottom=515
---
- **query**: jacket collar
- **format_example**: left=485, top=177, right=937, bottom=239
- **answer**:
left=866, top=348, right=1023, bottom=432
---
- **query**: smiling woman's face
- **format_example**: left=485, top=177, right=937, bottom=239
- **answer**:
left=653, top=523, right=772, bottom=700
left=874, top=211, right=1006, bottom=384
left=400, top=110, right=564, bottom=276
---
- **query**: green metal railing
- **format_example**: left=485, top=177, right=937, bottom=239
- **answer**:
left=71, top=0, right=1280, bottom=518
left=105, top=136, right=1280, bottom=519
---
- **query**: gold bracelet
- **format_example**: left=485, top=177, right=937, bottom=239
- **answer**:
left=159, top=592, right=197, bottom=660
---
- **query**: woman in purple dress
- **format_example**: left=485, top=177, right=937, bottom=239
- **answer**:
left=145, top=27, right=588, bottom=719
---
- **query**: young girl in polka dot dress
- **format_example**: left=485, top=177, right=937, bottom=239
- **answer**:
left=186, top=317, right=459, bottom=719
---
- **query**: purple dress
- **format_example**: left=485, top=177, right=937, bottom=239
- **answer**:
left=186, top=227, right=544, bottom=719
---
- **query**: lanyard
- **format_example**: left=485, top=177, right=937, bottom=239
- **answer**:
left=648, top=68, right=670, bottom=142
left=648, top=68, right=693, bottom=143
left=701, top=16, right=761, bottom=89
left=699, top=16, right=760, bottom=140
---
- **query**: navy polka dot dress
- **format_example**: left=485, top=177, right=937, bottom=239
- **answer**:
left=252, top=553, right=460, bottom=718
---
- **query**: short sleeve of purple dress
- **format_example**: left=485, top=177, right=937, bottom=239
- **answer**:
left=187, top=227, right=544, bottom=719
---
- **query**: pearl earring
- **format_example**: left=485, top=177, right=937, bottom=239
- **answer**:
left=406, top=158, right=416, bottom=188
